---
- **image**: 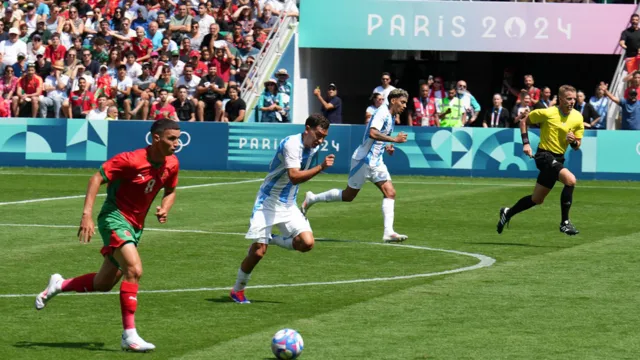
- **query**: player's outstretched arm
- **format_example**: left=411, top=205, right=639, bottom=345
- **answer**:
left=78, top=172, right=105, bottom=243
left=369, top=128, right=407, bottom=143
left=156, top=187, right=176, bottom=224
left=287, top=155, right=335, bottom=185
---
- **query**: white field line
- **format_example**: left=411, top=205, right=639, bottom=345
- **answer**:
left=0, top=179, right=262, bottom=206
left=0, top=171, right=637, bottom=190
left=0, top=224, right=495, bottom=299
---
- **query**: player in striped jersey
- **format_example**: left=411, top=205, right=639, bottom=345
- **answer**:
left=301, top=88, right=409, bottom=243
left=230, top=114, right=334, bottom=304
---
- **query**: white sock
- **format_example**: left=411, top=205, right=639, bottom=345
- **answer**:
left=382, top=198, right=395, bottom=235
left=310, top=189, right=342, bottom=204
left=124, top=328, right=138, bottom=338
left=233, top=268, right=251, bottom=292
left=270, top=234, right=294, bottom=250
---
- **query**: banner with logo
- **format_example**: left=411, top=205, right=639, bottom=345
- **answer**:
left=299, top=0, right=634, bottom=55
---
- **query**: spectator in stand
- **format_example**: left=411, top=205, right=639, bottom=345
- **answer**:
left=211, top=43, right=234, bottom=84
left=439, top=87, right=466, bottom=127
left=105, top=105, right=118, bottom=120
left=12, top=52, right=26, bottom=77
left=505, top=74, right=540, bottom=106
left=202, top=23, right=221, bottom=52
left=149, top=51, right=164, bottom=78
left=189, top=21, right=205, bottom=50
left=195, top=3, right=215, bottom=36
left=90, top=36, right=109, bottom=64
left=534, top=86, right=556, bottom=110
left=78, top=48, right=99, bottom=76
left=155, top=65, right=176, bottom=101
left=0, top=21, right=8, bottom=42
left=0, top=66, right=18, bottom=116
left=575, top=90, right=600, bottom=129
left=231, top=64, right=249, bottom=87
left=408, top=83, right=440, bottom=127
left=197, top=63, right=225, bottom=121
left=39, top=60, right=69, bottom=118
left=275, top=68, right=292, bottom=97
left=365, top=92, right=383, bottom=124
left=620, top=14, right=640, bottom=74
left=45, top=7, right=61, bottom=33
left=259, top=78, right=283, bottom=122
left=110, top=64, right=133, bottom=118
left=223, top=85, right=246, bottom=122
left=589, top=83, right=610, bottom=130
left=169, top=3, right=192, bottom=44
left=429, top=76, right=446, bottom=100
left=602, top=83, right=640, bottom=130
left=13, top=63, right=42, bottom=117
left=64, top=76, right=95, bottom=119
left=172, top=85, right=196, bottom=121
left=255, top=5, right=277, bottom=33
left=179, top=37, right=192, bottom=63
left=61, top=48, right=80, bottom=78
left=29, top=20, right=50, bottom=44
left=176, top=63, right=201, bottom=105
left=95, top=64, right=113, bottom=100
left=313, top=82, right=342, bottom=124
left=45, top=32, right=65, bottom=62
left=131, top=26, right=153, bottom=64
left=150, top=88, right=179, bottom=121
left=373, top=72, right=395, bottom=105
left=512, top=91, right=531, bottom=126
left=23, top=4, right=37, bottom=36
left=238, top=35, right=260, bottom=62
left=0, top=28, right=27, bottom=66
left=168, top=50, right=185, bottom=79
left=482, top=94, right=510, bottom=128
left=188, top=50, right=207, bottom=78
left=34, top=51, right=51, bottom=79
left=86, top=94, right=109, bottom=120
left=65, top=7, right=85, bottom=37
left=124, top=51, right=142, bottom=80
left=214, top=0, right=237, bottom=32
left=147, top=21, right=163, bottom=50
left=623, top=70, right=640, bottom=99
left=456, top=80, right=481, bottom=126
left=130, top=63, right=156, bottom=120
left=27, top=33, right=45, bottom=63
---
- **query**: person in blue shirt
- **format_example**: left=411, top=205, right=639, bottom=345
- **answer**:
left=258, top=78, right=284, bottom=122
left=602, top=83, right=640, bottom=130
left=589, top=83, right=610, bottom=130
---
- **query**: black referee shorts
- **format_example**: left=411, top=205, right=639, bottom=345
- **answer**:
left=534, top=149, right=565, bottom=189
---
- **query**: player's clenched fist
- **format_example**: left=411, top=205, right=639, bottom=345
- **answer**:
left=395, top=132, right=408, bottom=143
left=321, top=154, right=335, bottom=169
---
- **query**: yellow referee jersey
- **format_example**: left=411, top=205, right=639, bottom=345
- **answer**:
left=528, top=106, right=584, bottom=155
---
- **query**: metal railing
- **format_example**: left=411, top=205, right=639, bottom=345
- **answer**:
left=606, top=53, right=627, bottom=130
left=239, top=0, right=298, bottom=121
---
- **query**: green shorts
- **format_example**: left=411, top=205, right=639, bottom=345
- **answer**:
left=98, top=211, right=143, bottom=267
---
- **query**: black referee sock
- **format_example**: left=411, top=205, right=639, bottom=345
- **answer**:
left=561, top=185, right=574, bottom=222
left=507, top=195, right=536, bottom=218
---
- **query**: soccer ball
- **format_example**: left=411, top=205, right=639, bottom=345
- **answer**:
left=271, top=328, right=304, bottom=359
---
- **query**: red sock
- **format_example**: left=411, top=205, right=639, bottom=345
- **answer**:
left=120, top=281, right=138, bottom=330
left=61, top=273, right=96, bottom=293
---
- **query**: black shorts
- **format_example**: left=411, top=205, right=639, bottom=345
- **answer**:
left=534, top=149, right=565, bottom=189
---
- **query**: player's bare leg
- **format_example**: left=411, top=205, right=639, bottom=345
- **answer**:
left=558, top=169, right=579, bottom=235
left=301, top=186, right=359, bottom=216
left=376, top=180, right=407, bottom=243
left=231, top=242, right=268, bottom=304
left=497, top=183, right=552, bottom=234
left=112, top=243, right=155, bottom=352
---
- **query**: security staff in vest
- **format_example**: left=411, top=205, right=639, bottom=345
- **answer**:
left=439, top=87, right=467, bottom=127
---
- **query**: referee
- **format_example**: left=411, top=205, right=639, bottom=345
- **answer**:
left=497, top=85, right=584, bottom=236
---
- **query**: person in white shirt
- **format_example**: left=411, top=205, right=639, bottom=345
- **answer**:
left=302, top=89, right=411, bottom=243
left=176, top=63, right=200, bottom=106
left=39, top=60, right=69, bottom=118
left=168, top=51, right=185, bottom=79
left=365, top=92, right=384, bottom=124
left=0, top=27, right=27, bottom=66
left=86, top=94, right=109, bottom=120
left=229, top=114, right=332, bottom=304
left=195, top=3, right=215, bottom=35
left=110, top=65, right=133, bottom=118
left=372, top=72, right=396, bottom=105
left=124, top=51, right=142, bottom=79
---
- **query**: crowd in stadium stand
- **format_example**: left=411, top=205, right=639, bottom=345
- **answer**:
left=0, top=0, right=298, bottom=121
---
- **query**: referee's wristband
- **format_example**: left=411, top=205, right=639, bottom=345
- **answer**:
left=570, top=140, right=579, bottom=149
left=521, top=132, right=530, bottom=145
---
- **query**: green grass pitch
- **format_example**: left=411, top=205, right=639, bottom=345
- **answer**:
left=0, top=168, right=639, bottom=359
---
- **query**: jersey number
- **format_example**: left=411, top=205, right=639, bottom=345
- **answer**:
left=144, top=179, right=156, bottom=194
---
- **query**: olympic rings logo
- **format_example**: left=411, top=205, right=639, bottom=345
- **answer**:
left=145, top=131, right=191, bottom=153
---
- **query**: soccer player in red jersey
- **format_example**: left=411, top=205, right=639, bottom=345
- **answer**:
left=34, top=119, right=181, bottom=352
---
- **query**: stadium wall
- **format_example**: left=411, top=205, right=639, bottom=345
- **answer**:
left=1, top=119, right=639, bottom=181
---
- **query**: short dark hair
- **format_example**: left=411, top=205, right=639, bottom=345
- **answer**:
left=177, top=85, right=188, bottom=91
left=632, top=14, right=639, bottom=20
left=117, top=64, right=127, bottom=71
left=150, top=119, right=180, bottom=134
left=159, top=88, right=169, bottom=94
left=381, top=72, right=391, bottom=78
left=305, top=113, right=330, bottom=130
left=125, top=51, right=136, bottom=58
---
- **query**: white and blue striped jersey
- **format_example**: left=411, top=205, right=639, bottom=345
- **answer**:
left=352, top=104, right=394, bottom=166
left=258, top=133, right=320, bottom=206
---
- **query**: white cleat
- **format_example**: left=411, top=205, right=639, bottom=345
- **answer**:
left=35, top=273, right=64, bottom=310
left=121, top=333, right=156, bottom=352
left=383, top=233, right=408, bottom=243
left=300, top=191, right=315, bottom=216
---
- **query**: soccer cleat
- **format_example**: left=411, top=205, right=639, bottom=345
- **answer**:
left=383, top=233, right=408, bottom=243
left=121, top=333, right=156, bottom=352
left=230, top=289, right=251, bottom=304
left=300, top=191, right=315, bottom=216
left=35, top=273, right=64, bottom=310
left=560, top=220, right=579, bottom=236
left=496, top=207, right=510, bottom=234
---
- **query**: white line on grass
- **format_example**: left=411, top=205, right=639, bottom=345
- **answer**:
left=0, top=179, right=262, bottom=206
left=0, top=171, right=637, bottom=190
left=0, top=224, right=496, bottom=299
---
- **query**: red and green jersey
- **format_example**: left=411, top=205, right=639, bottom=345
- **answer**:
left=99, top=147, right=179, bottom=230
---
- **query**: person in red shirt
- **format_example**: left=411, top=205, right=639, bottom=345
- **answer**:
left=63, top=76, right=96, bottom=118
left=189, top=50, right=208, bottom=78
left=131, top=27, right=153, bottom=63
left=506, top=74, right=541, bottom=106
left=12, top=63, right=43, bottom=117
left=623, top=70, right=640, bottom=99
left=210, top=43, right=234, bottom=84
left=34, top=119, right=181, bottom=353
left=45, top=33, right=67, bottom=63
left=150, top=88, right=179, bottom=121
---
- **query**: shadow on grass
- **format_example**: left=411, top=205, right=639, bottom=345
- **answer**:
left=14, top=341, right=119, bottom=352
left=206, top=296, right=283, bottom=304
left=469, top=242, right=565, bottom=248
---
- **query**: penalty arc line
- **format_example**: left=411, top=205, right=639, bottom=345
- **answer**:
left=0, top=225, right=496, bottom=299
left=0, top=179, right=262, bottom=206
